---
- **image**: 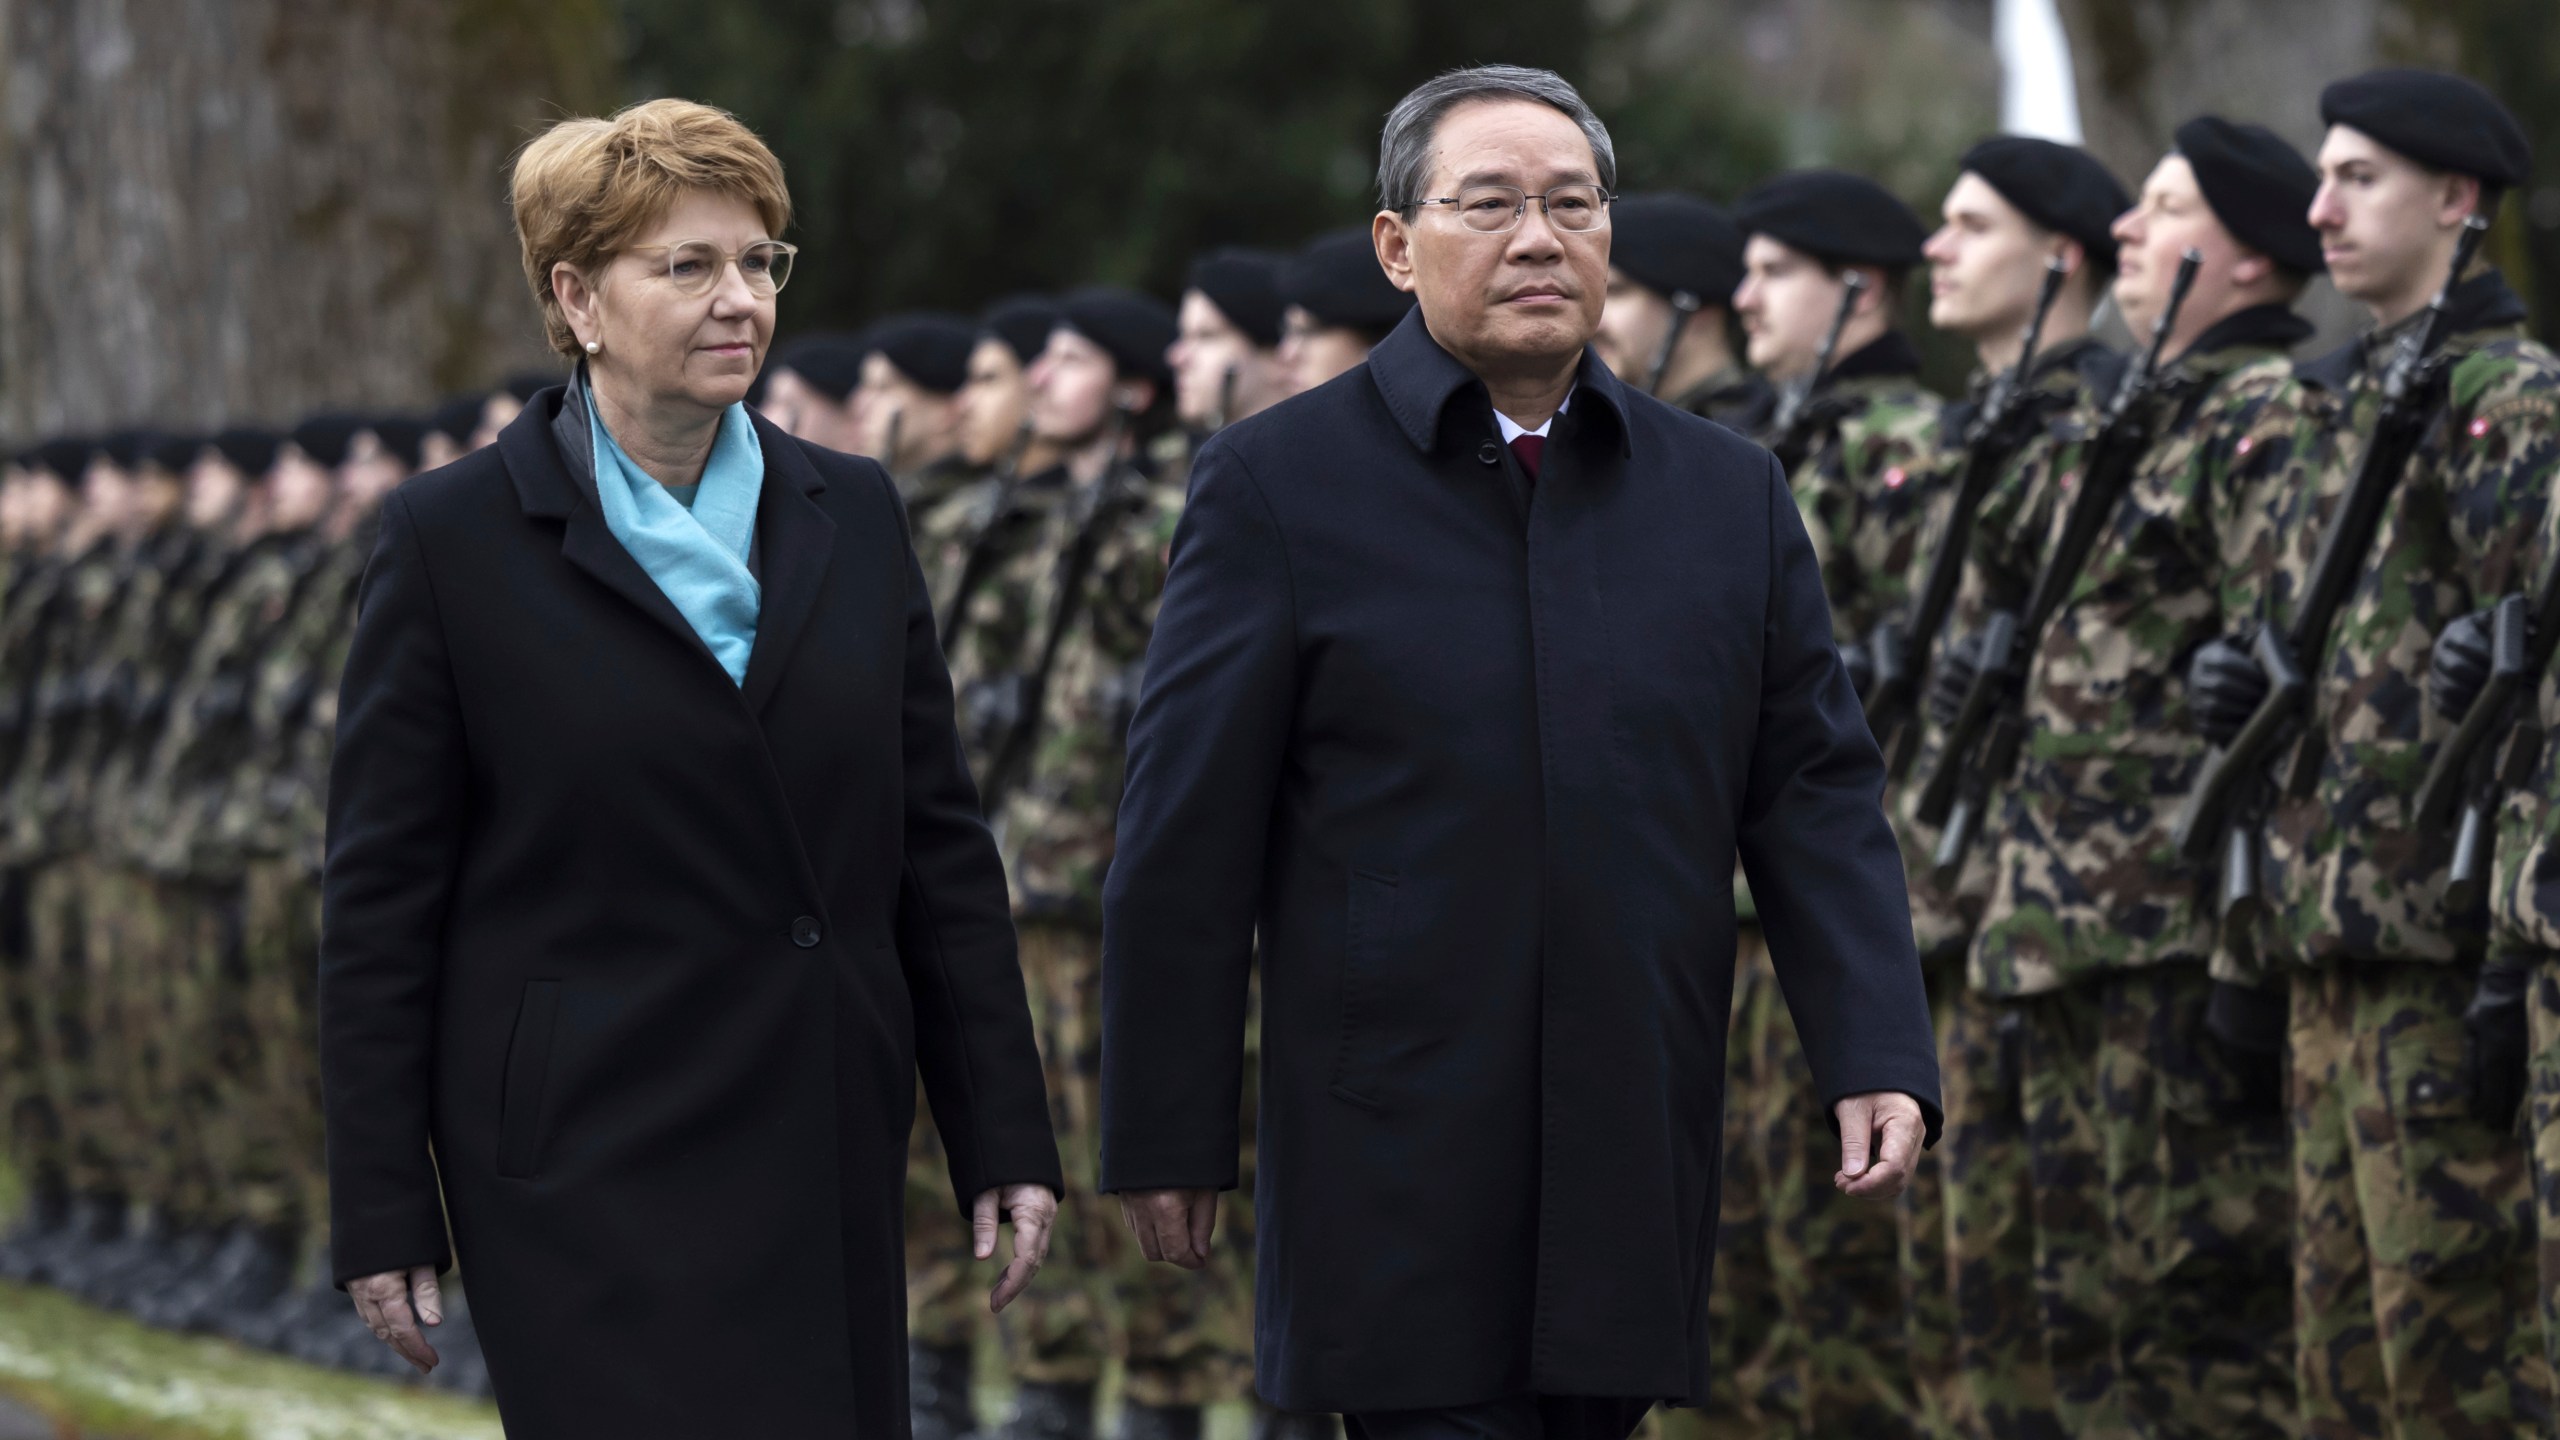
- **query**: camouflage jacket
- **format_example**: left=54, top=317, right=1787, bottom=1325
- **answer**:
left=4, top=538, right=137, bottom=860
left=84, top=525, right=231, bottom=862
left=0, top=551, right=69, bottom=850
left=1774, top=332, right=1945, bottom=646
left=900, top=454, right=992, bottom=610
left=131, top=526, right=332, bottom=879
left=2256, top=271, right=2560, bottom=967
left=1889, top=334, right=2120, bottom=962
left=1668, top=363, right=1774, bottom=435
left=940, top=465, right=1078, bottom=810
left=258, top=519, right=380, bottom=877
left=1970, top=306, right=2315, bottom=996
left=1000, top=452, right=1187, bottom=924
left=2494, top=487, right=2560, bottom=958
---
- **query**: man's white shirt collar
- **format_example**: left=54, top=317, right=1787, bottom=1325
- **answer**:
left=1493, top=387, right=1574, bottom=443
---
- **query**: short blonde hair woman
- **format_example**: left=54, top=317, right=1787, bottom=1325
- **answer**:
left=321, top=100, right=1059, bottom=1437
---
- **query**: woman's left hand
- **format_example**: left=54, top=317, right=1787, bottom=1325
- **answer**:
left=973, top=1182, right=1057, bottom=1313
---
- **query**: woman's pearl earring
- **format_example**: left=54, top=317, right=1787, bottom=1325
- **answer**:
left=584, top=340, right=601, bottom=355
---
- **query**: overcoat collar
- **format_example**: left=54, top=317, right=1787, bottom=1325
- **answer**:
left=1365, top=307, right=1635, bottom=459
left=497, top=384, right=834, bottom=713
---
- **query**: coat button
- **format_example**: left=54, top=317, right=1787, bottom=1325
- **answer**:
left=791, top=916, right=822, bottom=948
left=1477, top=440, right=1501, bottom=466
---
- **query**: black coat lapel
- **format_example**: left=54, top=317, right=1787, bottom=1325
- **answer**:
left=739, top=418, right=836, bottom=714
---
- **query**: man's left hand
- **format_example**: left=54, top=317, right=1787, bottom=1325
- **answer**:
left=973, top=1183, right=1058, bottom=1313
left=1832, top=1090, right=1924, bottom=1199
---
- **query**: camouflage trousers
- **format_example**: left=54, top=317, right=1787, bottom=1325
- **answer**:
left=2030, top=967, right=2295, bottom=1437
left=1728, top=934, right=1919, bottom=1437
left=192, top=859, right=322, bottom=1237
left=2292, top=962, right=2551, bottom=1439
left=1001, top=921, right=1253, bottom=1403
left=85, top=864, right=226, bottom=1225
left=0, top=866, right=60, bottom=1205
left=2533, top=960, right=2560, bottom=1398
left=25, top=857, right=128, bottom=1200
left=1897, top=955, right=1966, bottom=1440
left=1940, top=984, right=2060, bottom=1440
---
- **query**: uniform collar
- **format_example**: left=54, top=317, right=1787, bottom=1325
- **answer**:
left=2174, top=303, right=2314, bottom=366
left=1366, top=307, right=1633, bottom=458
left=2296, top=267, right=2529, bottom=391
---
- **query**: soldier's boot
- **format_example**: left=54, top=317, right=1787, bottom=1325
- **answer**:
left=166, top=1222, right=296, bottom=1334
left=1002, top=1381, right=1098, bottom=1440
left=1253, top=1410, right=1341, bottom=1440
left=39, top=1190, right=127, bottom=1294
left=1122, top=1403, right=1203, bottom=1440
left=909, top=1341, right=980, bottom=1440
left=0, top=1177, right=69, bottom=1280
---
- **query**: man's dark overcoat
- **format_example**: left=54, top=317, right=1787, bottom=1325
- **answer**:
left=1098, top=311, right=1941, bottom=1411
left=320, top=389, right=1060, bottom=1439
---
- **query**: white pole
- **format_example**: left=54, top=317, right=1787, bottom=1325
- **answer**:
left=1996, top=0, right=2085, bottom=142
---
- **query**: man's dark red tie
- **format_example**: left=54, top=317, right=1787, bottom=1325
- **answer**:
left=1509, top=432, right=1545, bottom=481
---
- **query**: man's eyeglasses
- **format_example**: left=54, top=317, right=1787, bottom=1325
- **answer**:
left=626, top=239, right=798, bottom=297
left=1412, top=184, right=1614, bottom=235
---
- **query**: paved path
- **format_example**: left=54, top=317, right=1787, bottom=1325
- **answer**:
left=0, top=1391, right=57, bottom=1438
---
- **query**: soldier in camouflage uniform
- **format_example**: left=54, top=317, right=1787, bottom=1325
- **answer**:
left=997, top=288, right=1252, bottom=1440
left=1891, top=135, right=2129, bottom=1440
left=900, top=298, right=1068, bottom=1439
left=2188, top=72, right=2560, bottom=1438
left=858, top=313, right=986, bottom=549
left=129, top=415, right=346, bottom=1341
left=0, top=443, right=80, bottom=1279
left=1936, top=120, right=2324, bottom=1438
left=1729, top=169, right=1939, bottom=1439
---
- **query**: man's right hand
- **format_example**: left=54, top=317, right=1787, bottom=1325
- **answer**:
left=2186, top=635, right=2268, bottom=747
left=1118, top=1188, right=1219, bottom=1270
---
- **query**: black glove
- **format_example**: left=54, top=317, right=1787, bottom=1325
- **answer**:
left=1926, top=628, right=1986, bottom=731
left=2461, top=956, right=2533, bottom=1129
left=2186, top=634, right=2269, bottom=748
left=2429, top=607, right=2498, bottom=721
left=1838, top=641, right=1875, bottom=702
left=2204, top=978, right=2288, bottom=1117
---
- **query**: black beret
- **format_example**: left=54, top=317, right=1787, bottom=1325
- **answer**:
left=100, top=429, right=157, bottom=470
left=290, top=413, right=367, bottom=469
left=1186, top=248, right=1288, bottom=349
left=1958, top=136, right=2131, bottom=270
left=30, top=438, right=95, bottom=483
left=982, top=294, right=1059, bottom=366
left=144, top=433, right=205, bottom=474
left=2322, top=68, right=2530, bottom=189
left=1056, top=287, right=1178, bottom=389
left=1609, top=193, right=1746, bottom=307
left=2174, top=116, right=2326, bottom=275
left=1281, top=228, right=1415, bottom=334
left=1734, top=169, right=1927, bottom=269
left=429, top=393, right=487, bottom=444
left=210, top=427, right=282, bottom=477
left=866, top=313, right=978, bottom=395
left=772, top=333, right=868, bottom=403
left=369, top=416, right=427, bottom=470
left=500, top=370, right=560, bottom=403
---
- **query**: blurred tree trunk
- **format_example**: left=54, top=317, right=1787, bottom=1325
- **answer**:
left=0, top=0, right=616, bottom=441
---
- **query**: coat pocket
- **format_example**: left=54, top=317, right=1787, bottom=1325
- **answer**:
left=1329, top=869, right=1401, bottom=1110
left=497, top=980, right=563, bottom=1179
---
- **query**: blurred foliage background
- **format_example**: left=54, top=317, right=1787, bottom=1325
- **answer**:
left=0, top=0, right=2551, bottom=435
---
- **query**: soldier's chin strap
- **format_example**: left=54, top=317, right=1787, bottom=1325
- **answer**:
left=1643, top=290, right=1702, bottom=398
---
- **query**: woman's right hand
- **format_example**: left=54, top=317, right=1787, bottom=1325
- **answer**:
left=348, top=1265, right=444, bottom=1374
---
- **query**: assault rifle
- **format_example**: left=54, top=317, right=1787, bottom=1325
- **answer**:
left=1915, top=250, right=2203, bottom=888
left=1766, top=271, right=1866, bottom=473
left=2170, top=216, right=2492, bottom=934
left=2411, top=551, right=2560, bottom=911
left=1867, top=255, right=2071, bottom=777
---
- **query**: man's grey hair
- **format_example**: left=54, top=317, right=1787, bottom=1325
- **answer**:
left=1376, top=65, right=1617, bottom=215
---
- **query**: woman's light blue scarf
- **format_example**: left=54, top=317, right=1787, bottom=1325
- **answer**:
left=586, top=381, right=765, bottom=686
